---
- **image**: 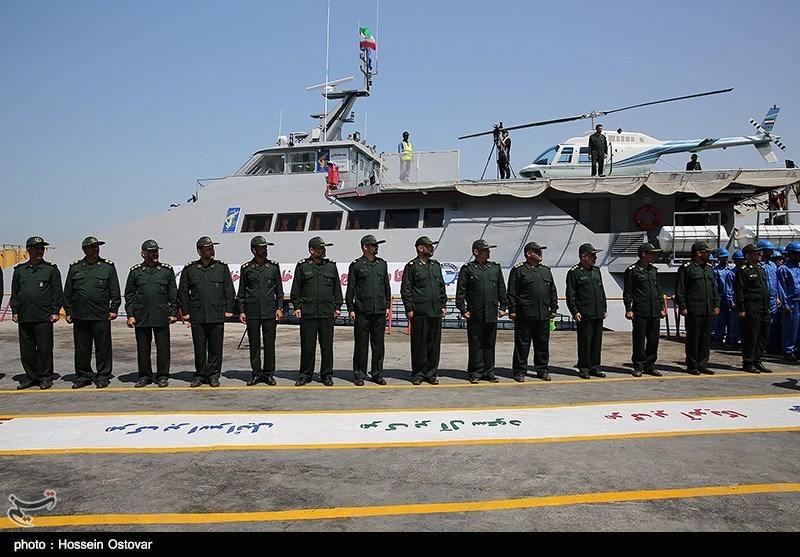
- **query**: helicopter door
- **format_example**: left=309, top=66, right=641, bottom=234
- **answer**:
left=556, top=146, right=574, bottom=164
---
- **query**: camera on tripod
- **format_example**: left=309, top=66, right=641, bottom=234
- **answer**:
left=492, top=122, right=504, bottom=145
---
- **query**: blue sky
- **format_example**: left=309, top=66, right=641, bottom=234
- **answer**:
left=2, top=0, right=798, bottom=245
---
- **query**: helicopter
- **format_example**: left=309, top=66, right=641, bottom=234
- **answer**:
left=458, top=89, right=788, bottom=179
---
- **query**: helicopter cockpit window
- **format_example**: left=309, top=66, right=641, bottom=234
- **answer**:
left=579, top=147, right=590, bottom=164
left=557, top=147, right=574, bottom=164
left=533, top=146, right=558, bottom=165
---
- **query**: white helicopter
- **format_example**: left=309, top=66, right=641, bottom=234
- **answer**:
left=458, top=89, right=788, bottom=179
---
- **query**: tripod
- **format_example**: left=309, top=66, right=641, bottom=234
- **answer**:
left=480, top=127, right=515, bottom=180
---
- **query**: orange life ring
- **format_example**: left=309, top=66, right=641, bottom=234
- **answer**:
left=635, top=204, right=661, bottom=230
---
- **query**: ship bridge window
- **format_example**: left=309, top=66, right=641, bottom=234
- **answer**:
left=384, top=208, right=420, bottom=229
left=241, top=213, right=274, bottom=232
left=346, top=210, right=381, bottom=230
left=288, top=151, right=316, bottom=173
left=274, top=213, right=307, bottom=232
left=245, top=154, right=285, bottom=175
left=557, top=147, right=574, bottom=164
left=533, top=146, right=558, bottom=165
left=423, top=208, right=444, bottom=228
left=578, top=147, right=590, bottom=163
left=309, top=211, right=343, bottom=231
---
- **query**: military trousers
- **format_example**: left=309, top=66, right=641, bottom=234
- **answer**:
left=190, top=322, right=224, bottom=381
left=684, top=314, right=714, bottom=370
left=466, top=318, right=498, bottom=379
left=741, top=310, right=770, bottom=366
left=512, top=317, right=550, bottom=374
left=353, top=313, right=386, bottom=381
left=631, top=316, right=660, bottom=372
left=410, top=315, right=442, bottom=380
left=134, top=325, right=170, bottom=380
left=781, top=302, right=800, bottom=355
left=18, top=321, right=54, bottom=383
left=246, top=318, right=277, bottom=377
left=576, top=318, right=603, bottom=372
left=299, top=317, right=334, bottom=381
left=73, top=319, right=113, bottom=381
left=591, top=156, right=605, bottom=176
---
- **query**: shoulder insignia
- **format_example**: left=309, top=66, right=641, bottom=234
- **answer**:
left=628, top=265, right=636, bottom=271
left=298, top=258, right=307, bottom=264
left=242, top=262, right=251, bottom=269
left=407, top=259, right=416, bottom=265
left=130, top=264, right=139, bottom=271
left=682, top=262, right=691, bottom=268
left=161, top=263, right=172, bottom=269
left=351, top=258, right=359, bottom=264
left=269, top=259, right=279, bottom=266
left=218, top=260, right=228, bottom=266
left=513, top=262, right=524, bottom=269
left=570, top=265, right=579, bottom=271
left=70, top=260, right=81, bottom=266
left=186, top=261, right=194, bottom=267
left=103, top=259, right=114, bottom=265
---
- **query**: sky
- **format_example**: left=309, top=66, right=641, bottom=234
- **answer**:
left=2, top=0, right=799, bottom=245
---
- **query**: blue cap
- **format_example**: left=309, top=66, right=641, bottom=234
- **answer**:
left=732, top=249, right=744, bottom=260
left=786, top=242, right=800, bottom=253
left=715, top=248, right=729, bottom=258
left=757, top=240, right=775, bottom=250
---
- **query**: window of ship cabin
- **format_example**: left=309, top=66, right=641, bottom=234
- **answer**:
left=274, top=213, right=307, bottom=232
left=423, top=208, right=444, bottom=228
left=240, top=213, right=274, bottom=232
left=309, top=211, right=343, bottom=231
left=346, top=210, right=381, bottom=230
left=557, top=147, right=574, bottom=164
left=578, top=147, right=590, bottom=164
left=245, top=154, right=285, bottom=175
left=533, top=146, right=557, bottom=165
left=384, top=209, right=419, bottom=229
left=288, top=151, right=316, bottom=173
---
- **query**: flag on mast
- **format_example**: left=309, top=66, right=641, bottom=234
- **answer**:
left=359, top=27, right=377, bottom=50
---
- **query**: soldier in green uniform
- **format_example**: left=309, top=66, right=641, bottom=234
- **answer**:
left=507, top=241, right=558, bottom=382
left=565, top=243, right=608, bottom=379
left=237, top=236, right=284, bottom=386
left=291, top=236, right=343, bottom=387
left=675, top=241, right=720, bottom=375
left=178, top=236, right=235, bottom=388
left=10, top=236, right=63, bottom=390
left=63, top=236, right=121, bottom=389
left=401, top=236, right=447, bottom=385
left=623, top=243, right=667, bottom=377
left=736, top=244, right=772, bottom=373
left=124, top=239, right=178, bottom=388
left=345, top=234, right=391, bottom=386
left=456, top=239, right=507, bottom=383
left=588, top=124, right=608, bottom=176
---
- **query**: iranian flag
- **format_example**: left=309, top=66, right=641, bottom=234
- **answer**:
left=359, top=27, right=376, bottom=50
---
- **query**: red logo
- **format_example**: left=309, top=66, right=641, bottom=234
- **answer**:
left=341, top=273, right=348, bottom=286
left=394, top=269, right=404, bottom=282
left=281, top=270, right=292, bottom=282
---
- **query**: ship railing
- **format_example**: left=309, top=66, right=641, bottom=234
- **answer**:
left=379, top=151, right=460, bottom=187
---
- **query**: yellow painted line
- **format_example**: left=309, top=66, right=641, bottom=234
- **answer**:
left=1, top=482, right=798, bottom=528
left=2, top=392, right=798, bottom=419
left=3, top=392, right=799, bottom=419
left=1, top=426, right=798, bottom=456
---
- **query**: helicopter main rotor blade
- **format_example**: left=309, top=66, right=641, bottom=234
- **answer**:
left=457, top=115, right=586, bottom=140
left=603, top=88, right=733, bottom=115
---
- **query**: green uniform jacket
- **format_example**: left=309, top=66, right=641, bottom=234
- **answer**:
left=455, top=260, right=507, bottom=323
left=63, top=258, right=121, bottom=320
left=401, top=257, right=447, bottom=317
left=177, top=259, right=235, bottom=323
left=506, top=262, right=558, bottom=320
left=675, top=260, right=720, bottom=315
left=124, top=262, right=178, bottom=327
left=735, top=262, right=770, bottom=313
left=290, top=258, right=343, bottom=318
left=10, top=261, right=64, bottom=323
left=345, top=256, right=391, bottom=315
left=566, top=264, right=607, bottom=319
left=623, top=262, right=664, bottom=318
left=237, top=259, right=284, bottom=319
left=588, top=132, right=608, bottom=157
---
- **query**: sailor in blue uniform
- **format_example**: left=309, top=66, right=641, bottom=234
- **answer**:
left=712, top=248, right=735, bottom=344
left=756, top=240, right=781, bottom=353
left=727, top=249, right=745, bottom=345
left=777, top=242, right=800, bottom=363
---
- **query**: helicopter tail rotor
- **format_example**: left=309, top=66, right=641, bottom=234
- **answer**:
left=749, top=106, right=786, bottom=163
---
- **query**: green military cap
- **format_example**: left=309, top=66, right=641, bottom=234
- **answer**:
left=360, top=234, right=386, bottom=246
left=82, top=236, right=105, bottom=247
left=415, top=235, right=439, bottom=246
left=638, top=242, right=663, bottom=256
left=579, top=242, right=602, bottom=254
left=472, top=239, right=497, bottom=250
left=691, top=241, right=710, bottom=252
left=524, top=241, right=546, bottom=252
left=251, top=235, right=274, bottom=247
left=196, top=236, right=219, bottom=248
left=26, top=236, right=49, bottom=247
left=141, top=239, right=161, bottom=251
left=742, top=243, right=760, bottom=255
left=308, top=236, right=333, bottom=248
